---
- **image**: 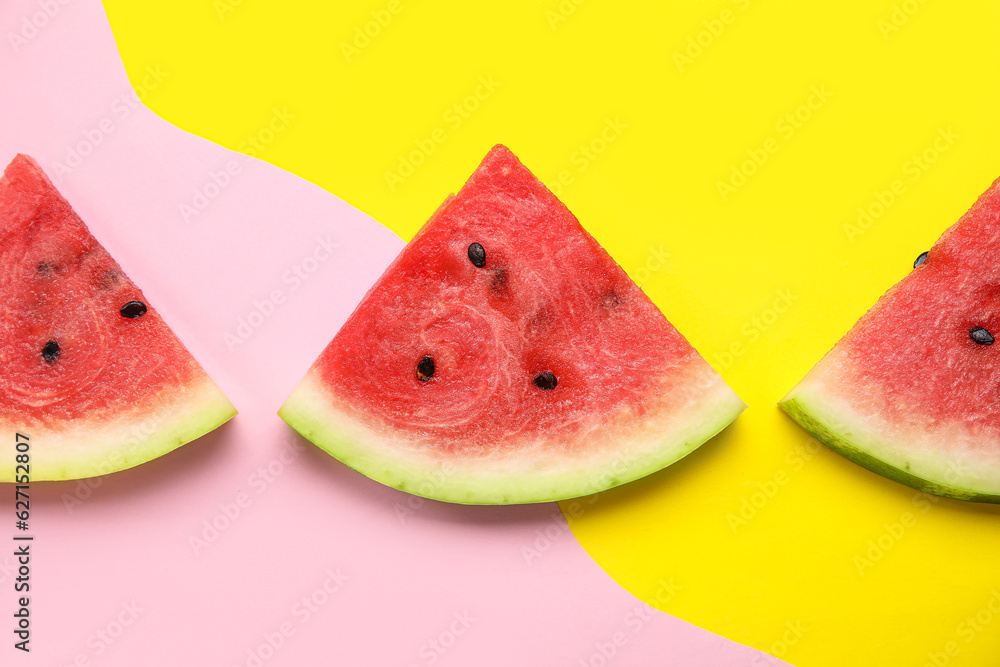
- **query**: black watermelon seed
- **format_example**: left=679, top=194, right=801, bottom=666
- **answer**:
left=36, top=261, right=56, bottom=276
left=42, top=340, right=60, bottom=363
left=120, top=300, right=148, bottom=319
left=468, top=242, right=486, bottom=268
left=533, top=371, right=557, bottom=390
left=913, top=251, right=929, bottom=268
left=970, top=327, right=994, bottom=345
left=416, top=355, right=435, bottom=382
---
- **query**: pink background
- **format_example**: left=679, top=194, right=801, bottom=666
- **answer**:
left=0, top=0, right=786, bottom=664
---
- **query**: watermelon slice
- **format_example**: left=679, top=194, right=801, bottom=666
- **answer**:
left=780, top=177, right=1000, bottom=503
left=0, top=154, right=236, bottom=481
left=279, top=145, right=745, bottom=504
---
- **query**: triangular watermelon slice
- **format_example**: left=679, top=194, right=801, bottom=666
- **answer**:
left=780, top=177, right=1000, bottom=503
left=0, top=154, right=236, bottom=481
left=279, top=145, right=745, bottom=504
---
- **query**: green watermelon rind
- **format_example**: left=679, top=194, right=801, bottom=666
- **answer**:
left=779, top=397, right=1000, bottom=505
left=2, top=380, right=236, bottom=482
left=279, top=372, right=745, bottom=505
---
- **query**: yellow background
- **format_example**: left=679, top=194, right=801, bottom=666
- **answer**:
left=102, top=1, right=1000, bottom=664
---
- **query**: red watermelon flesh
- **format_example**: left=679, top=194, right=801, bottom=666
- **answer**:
left=279, top=145, right=745, bottom=504
left=0, top=154, right=236, bottom=481
left=780, top=176, right=1000, bottom=503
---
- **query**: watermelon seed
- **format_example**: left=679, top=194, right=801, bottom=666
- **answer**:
left=416, top=355, right=435, bottom=382
left=36, top=261, right=56, bottom=276
left=42, top=340, right=60, bottom=363
left=120, top=300, right=147, bottom=319
left=533, top=371, right=557, bottom=390
left=970, top=327, right=994, bottom=345
left=468, top=243, right=486, bottom=268
left=913, top=251, right=929, bottom=268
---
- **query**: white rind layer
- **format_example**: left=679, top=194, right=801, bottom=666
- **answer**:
left=782, top=350, right=1000, bottom=501
left=1, top=378, right=236, bottom=482
left=279, top=365, right=745, bottom=505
